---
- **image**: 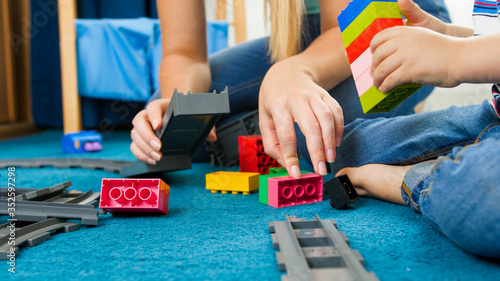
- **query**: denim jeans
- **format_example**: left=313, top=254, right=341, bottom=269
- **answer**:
left=148, top=0, right=450, bottom=162
left=331, top=100, right=500, bottom=258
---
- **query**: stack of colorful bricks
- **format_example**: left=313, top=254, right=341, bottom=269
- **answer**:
left=238, top=135, right=280, bottom=175
left=99, top=178, right=170, bottom=214
left=338, top=0, right=423, bottom=114
left=259, top=167, right=323, bottom=208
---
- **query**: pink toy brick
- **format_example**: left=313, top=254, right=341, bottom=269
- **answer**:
left=267, top=173, right=323, bottom=208
left=99, top=178, right=170, bottom=214
left=355, top=68, right=375, bottom=96
left=350, top=47, right=372, bottom=80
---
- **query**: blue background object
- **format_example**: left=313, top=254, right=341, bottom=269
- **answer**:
left=1, top=130, right=500, bottom=280
left=31, top=0, right=228, bottom=128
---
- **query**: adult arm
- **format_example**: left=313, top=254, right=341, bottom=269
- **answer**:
left=259, top=0, right=352, bottom=178
left=130, top=0, right=213, bottom=165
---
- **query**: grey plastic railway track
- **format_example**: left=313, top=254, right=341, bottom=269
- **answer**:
left=0, top=218, right=79, bottom=260
left=0, top=200, right=105, bottom=225
left=269, top=215, right=378, bottom=281
left=0, top=158, right=131, bottom=173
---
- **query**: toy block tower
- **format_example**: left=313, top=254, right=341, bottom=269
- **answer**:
left=238, top=135, right=280, bottom=174
left=338, top=0, right=423, bottom=114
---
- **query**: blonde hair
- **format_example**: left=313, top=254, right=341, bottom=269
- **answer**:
left=265, top=0, right=305, bottom=62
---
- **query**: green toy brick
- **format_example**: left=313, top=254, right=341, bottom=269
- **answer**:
left=359, top=84, right=422, bottom=113
left=340, top=2, right=401, bottom=48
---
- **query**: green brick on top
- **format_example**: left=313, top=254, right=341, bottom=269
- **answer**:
left=340, top=2, right=401, bottom=48
left=359, top=84, right=423, bottom=114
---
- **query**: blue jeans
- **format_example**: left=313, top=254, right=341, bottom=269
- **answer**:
left=148, top=1, right=450, bottom=162
left=331, top=100, right=500, bottom=258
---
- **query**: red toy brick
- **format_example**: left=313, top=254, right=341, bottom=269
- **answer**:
left=99, top=178, right=170, bottom=214
left=238, top=135, right=280, bottom=174
left=346, top=18, right=404, bottom=64
left=267, top=173, right=323, bottom=208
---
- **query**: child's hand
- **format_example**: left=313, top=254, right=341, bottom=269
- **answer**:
left=371, top=26, right=461, bottom=92
left=399, top=0, right=447, bottom=34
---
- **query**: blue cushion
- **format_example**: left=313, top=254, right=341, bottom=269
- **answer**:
left=76, top=18, right=229, bottom=102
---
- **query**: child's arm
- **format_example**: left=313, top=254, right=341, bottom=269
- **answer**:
left=370, top=0, right=496, bottom=92
left=371, top=28, right=500, bottom=92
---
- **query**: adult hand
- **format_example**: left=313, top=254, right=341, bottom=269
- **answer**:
left=259, top=60, right=344, bottom=178
left=130, top=98, right=217, bottom=164
left=371, top=26, right=461, bottom=92
left=398, top=0, right=447, bottom=34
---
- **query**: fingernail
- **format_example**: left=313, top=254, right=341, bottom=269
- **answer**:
left=152, top=119, right=160, bottom=130
left=146, top=158, right=156, bottom=165
left=318, top=161, right=327, bottom=176
left=151, top=151, right=161, bottom=161
left=150, top=140, right=161, bottom=151
left=326, top=148, right=335, bottom=163
left=291, top=165, right=301, bottom=179
left=277, top=159, right=284, bottom=167
left=336, top=137, right=341, bottom=147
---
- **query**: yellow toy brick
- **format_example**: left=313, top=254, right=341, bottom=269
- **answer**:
left=206, top=171, right=260, bottom=195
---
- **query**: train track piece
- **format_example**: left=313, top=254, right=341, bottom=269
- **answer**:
left=269, top=215, right=378, bottom=281
left=0, top=158, right=131, bottom=174
left=0, top=218, right=79, bottom=260
left=0, top=200, right=105, bottom=226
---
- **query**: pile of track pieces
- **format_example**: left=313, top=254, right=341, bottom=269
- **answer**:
left=269, top=215, right=378, bottom=280
left=0, top=181, right=103, bottom=259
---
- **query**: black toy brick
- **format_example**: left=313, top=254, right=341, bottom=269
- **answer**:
left=324, top=174, right=360, bottom=209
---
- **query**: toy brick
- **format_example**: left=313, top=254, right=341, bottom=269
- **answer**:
left=359, top=83, right=422, bottom=113
left=206, top=171, right=260, bottom=195
left=354, top=68, right=376, bottom=96
left=337, top=0, right=397, bottom=31
left=340, top=2, right=401, bottom=48
left=350, top=47, right=372, bottom=80
left=323, top=175, right=360, bottom=209
left=259, top=168, right=311, bottom=205
left=61, top=130, right=102, bottom=154
left=99, top=178, right=170, bottom=214
left=238, top=135, right=280, bottom=174
left=267, top=173, right=323, bottom=208
left=207, top=110, right=260, bottom=167
left=346, top=18, right=403, bottom=64
left=120, top=88, right=230, bottom=177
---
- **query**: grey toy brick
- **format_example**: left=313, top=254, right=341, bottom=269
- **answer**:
left=207, top=110, right=260, bottom=167
left=121, top=88, right=230, bottom=177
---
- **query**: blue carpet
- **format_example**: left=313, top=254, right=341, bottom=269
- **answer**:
left=1, top=129, right=499, bottom=280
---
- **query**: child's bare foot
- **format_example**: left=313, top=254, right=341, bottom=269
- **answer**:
left=336, top=164, right=415, bottom=205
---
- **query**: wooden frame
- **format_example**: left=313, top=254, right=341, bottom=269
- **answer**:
left=0, top=0, right=35, bottom=140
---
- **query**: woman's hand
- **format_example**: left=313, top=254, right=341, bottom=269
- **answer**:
left=130, top=98, right=217, bottom=164
left=259, top=60, right=344, bottom=178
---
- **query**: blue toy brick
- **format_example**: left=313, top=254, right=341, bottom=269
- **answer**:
left=337, top=0, right=397, bottom=31
left=61, top=130, right=102, bottom=154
